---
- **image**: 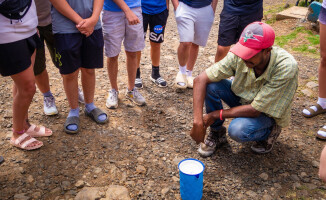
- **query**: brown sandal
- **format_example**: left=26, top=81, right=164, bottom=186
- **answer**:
left=302, top=104, right=326, bottom=118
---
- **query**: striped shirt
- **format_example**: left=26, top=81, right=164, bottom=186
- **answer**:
left=206, top=46, right=298, bottom=127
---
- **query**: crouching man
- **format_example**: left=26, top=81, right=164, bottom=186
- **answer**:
left=191, top=22, right=298, bottom=157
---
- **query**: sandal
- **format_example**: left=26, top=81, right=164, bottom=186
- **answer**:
left=302, top=104, right=326, bottom=118
left=175, top=72, right=187, bottom=92
left=317, top=126, right=326, bottom=140
left=64, top=116, right=80, bottom=134
left=10, top=133, right=43, bottom=150
left=187, top=76, right=195, bottom=89
left=26, top=124, right=52, bottom=137
left=85, top=108, right=108, bottom=124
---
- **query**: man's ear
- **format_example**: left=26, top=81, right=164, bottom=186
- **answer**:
left=264, top=47, right=272, bottom=55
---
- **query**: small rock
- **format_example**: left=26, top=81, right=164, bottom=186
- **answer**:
left=161, top=187, right=170, bottom=196
left=75, top=180, right=85, bottom=188
left=245, top=190, right=257, bottom=198
left=27, top=175, right=34, bottom=183
left=14, top=193, right=30, bottom=200
left=104, top=185, right=131, bottom=200
left=262, top=194, right=273, bottom=200
left=173, top=157, right=184, bottom=165
left=94, top=167, right=102, bottom=174
left=136, top=165, right=146, bottom=174
left=274, top=183, right=282, bottom=189
left=306, top=183, right=317, bottom=190
left=75, top=187, right=103, bottom=200
left=301, top=89, right=313, bottom=97
left=300, top=172, right=308, bottom=178
left=259, top=173, right=269, bottom=181
left=306, top=81, right=318, bottom=89
left=172, top=176, right=179, bottom=182
left=31, top=192, right=42, bottom=199
left=312, top=160, right=320, bottom=168
left=61, top=181, right=71, bottom=190
left=293, top=182, right=301, bottom=189
left=137, top=157, right=144, bottom=163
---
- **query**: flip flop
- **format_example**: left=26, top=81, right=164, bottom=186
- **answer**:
left=175, top=72, right=187, bottom=92
left=10, top=133, right=43, bottom=150
left=302, top=104, right=326, bottom=118
left=317, top=127, right=326, bottom=140
left=26, top=124, right=52, bottom=137
left=64, top=116, right=80, bottom=134
left=85, top=108, right=108, bottom=124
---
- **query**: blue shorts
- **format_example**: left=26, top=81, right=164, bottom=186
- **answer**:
left=320, top=7, right=326, bottom=25
left=218, top=9, right=263, bottom=46
left=54, top=29, right=104, bottom=75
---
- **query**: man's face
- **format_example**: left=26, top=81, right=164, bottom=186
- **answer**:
left=242, top=50, right=265, bottom=69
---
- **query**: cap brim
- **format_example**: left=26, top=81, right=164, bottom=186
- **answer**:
left=230, top=42, right=261, bottom=60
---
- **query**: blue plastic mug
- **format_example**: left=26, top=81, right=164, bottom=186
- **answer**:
left=178, top=158, right=205, bottom=200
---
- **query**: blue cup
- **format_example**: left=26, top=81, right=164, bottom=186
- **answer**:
left=178, top=158, right=205, bottom=200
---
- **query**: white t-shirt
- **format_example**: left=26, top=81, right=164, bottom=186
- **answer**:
left=34, top=0, right=51, bottom=26
left=0, top=0, right=38, bottom=44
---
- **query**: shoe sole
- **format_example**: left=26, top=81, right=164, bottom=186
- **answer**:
left=125, top=95, right=146, bottom=106
left=150, top=76, right=167, bottom=88
left=106, top=101, right=118, bottom=109
left=198, top=146, right=215, bottom=158
left=44, top=110, right=59, bottom=116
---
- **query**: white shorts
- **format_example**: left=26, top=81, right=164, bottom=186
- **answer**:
left=102, top=7, right=145, bottom=57
left=175, top=2, right=214, bottom=47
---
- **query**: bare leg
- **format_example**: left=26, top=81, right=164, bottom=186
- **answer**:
left=62, top=70, right=79, bottom=109
left=136, top=51, right=141, bottom=69
left=319, top=23, right=326, bottom=98
left=186, top=43, right=199, bottom=71
left=215, top=45, right=231, bottom=63
left=126, top=51, right=138, bottom=91
left=81, top=68, right=95, bottom=104
left=177, top=42, right=192, bottom=66
left=150, top=41, right=161, bottom=66
left=35, top=69, right=51, bottom=93
left=107, top=55, right=119, bottom=91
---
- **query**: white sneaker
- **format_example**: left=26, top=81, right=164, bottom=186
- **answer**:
left=106, top=89, right=119, bottom=109
left=44, top=96, right=58, bottom=116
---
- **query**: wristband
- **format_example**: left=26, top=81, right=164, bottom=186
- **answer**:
left=219, top=109, right=223, bottom=121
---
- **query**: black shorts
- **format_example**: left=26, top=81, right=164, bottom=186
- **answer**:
left=34, top=23, right=56, bottom=76
left=53, top=28, right=104, bottom=75
left=218, top=9, right=263, bottom=46
left=0, top=33, right=41, bottom=77
left=143, top=9, right=169, bottom=43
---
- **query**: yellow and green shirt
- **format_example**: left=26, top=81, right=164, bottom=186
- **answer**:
left=206, top=47, right=298, bottom=127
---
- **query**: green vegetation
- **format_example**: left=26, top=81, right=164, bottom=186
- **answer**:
left=264, top=4, right=287, bottom=24
left=275, top=27, right=320, bottom=54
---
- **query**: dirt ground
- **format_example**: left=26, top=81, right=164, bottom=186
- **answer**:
left=1, top=0, right=326, bottom=199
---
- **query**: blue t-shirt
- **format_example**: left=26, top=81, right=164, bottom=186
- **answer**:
left=51, top=0, right=101, bottom=34
left=223, top=0, right=263, bottom=15
left=179, top=0, right=212, bottom=8
left=142, top=0, right=166, bottom=15
left=104, top=0, right=141, bottom=12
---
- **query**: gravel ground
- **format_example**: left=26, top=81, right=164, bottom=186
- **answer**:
left=2, top=0, right=326, bottom=199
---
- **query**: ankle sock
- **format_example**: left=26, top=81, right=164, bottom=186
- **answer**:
left=152, top=65, right=160, bottom=79
left=186, top=70, right=192, bottom=77
left=85, top=102, right=107, bottom=122
left=43, top=91, right=53, bottom=97
left=302, top=97, right=326, bottom=115
left=179, top=65, right=186, bottom=74
left=136, top=68, right=141, bottom=79
left=67, top=108, right=79, bottom=131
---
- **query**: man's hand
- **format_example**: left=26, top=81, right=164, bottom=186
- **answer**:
left=125, top=10, right=140, bottom=25
left=203, top=113, right=217, bottom=128
left=76, top=17, right=98, bottom=37
left=190, top=121, right=206, bottom=144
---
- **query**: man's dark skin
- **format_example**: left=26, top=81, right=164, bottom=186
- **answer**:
left=190, top=47, right=272, bottom=144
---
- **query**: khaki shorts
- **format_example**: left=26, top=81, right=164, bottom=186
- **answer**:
left=175, top=2, right=214, bottom=47
left=102, top=7, right=145, bottom=57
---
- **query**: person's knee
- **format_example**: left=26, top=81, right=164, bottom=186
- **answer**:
left=126, top=51, right=137, bottom=59
left=228, top=122, right=247, bottom=142
left=81, top=68, right=95, bottom=76
left=20, top=81, right=36, bottom=98
left=179, top=42, right=192, bottom=49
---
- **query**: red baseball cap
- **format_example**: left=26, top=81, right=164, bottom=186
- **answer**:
left=230, top=22, right=275, bottom=60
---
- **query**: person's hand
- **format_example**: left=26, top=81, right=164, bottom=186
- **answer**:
left=76, top=17, right=97, bottom=37
left=125, top=10, right=140, bottom=25
left=203, top=112, right=217, bottom=128
left=190, top=121, right=206, bottom=144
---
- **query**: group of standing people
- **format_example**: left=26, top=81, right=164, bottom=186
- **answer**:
left=0, top=0, right=266, bottom=151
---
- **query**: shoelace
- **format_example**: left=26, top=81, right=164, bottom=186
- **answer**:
left=44, top=96, right=55, bottom=108
left=109, top=91, right=118, bottom=100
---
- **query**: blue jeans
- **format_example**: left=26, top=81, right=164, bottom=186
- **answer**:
left=205, top=79, right=275, bottom=142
